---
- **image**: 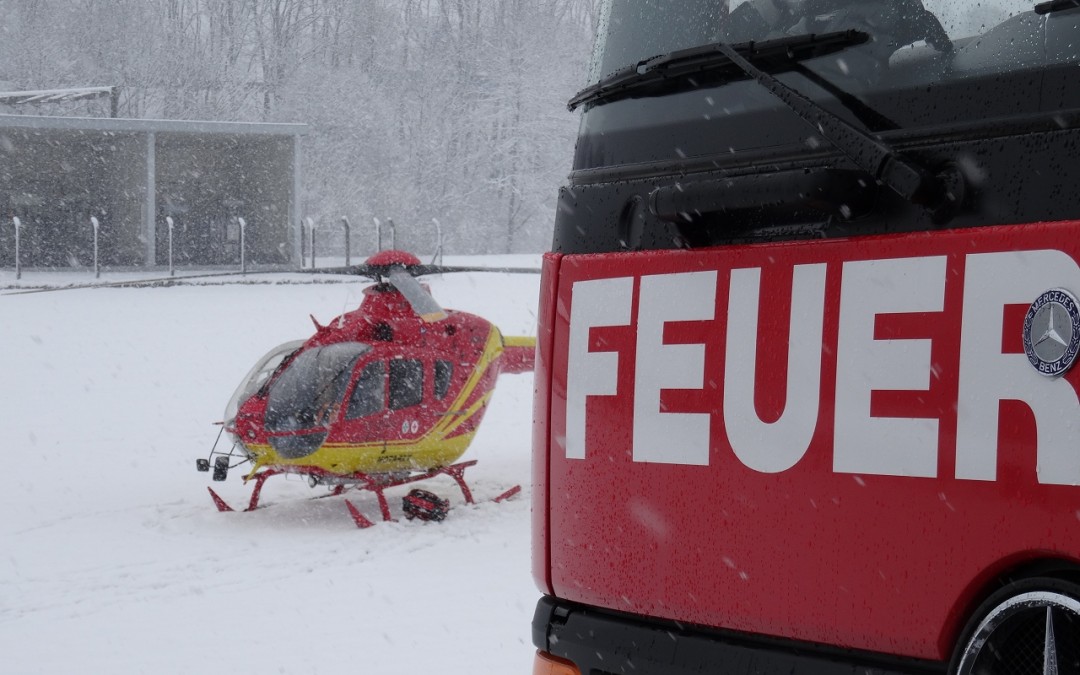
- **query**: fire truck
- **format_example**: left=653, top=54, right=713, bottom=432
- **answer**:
left=531, top=1, right=1080, bottom=674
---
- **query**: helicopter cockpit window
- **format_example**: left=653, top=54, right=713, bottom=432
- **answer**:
left=434, top=360, right=453, bottom=400
left=265, top=342, right=370, bottom=432
left=389, top=359, right=424, bottom=410
left=223, top=339, right=305, bottom=425
left=346, top=361, right=386, bottom=419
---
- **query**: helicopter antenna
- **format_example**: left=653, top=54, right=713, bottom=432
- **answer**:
left=338, top=283, right=360, bottom=328
left=431, top=218, right=444, bottom=266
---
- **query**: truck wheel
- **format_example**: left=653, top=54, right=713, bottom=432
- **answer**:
left=952, top=577, right=1080, bottom=675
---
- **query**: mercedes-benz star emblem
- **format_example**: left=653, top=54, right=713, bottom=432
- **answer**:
left=1024, top=288, right=1080, bottom=377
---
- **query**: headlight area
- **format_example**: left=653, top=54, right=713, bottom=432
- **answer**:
left=533, top=651, right=580, bottom=675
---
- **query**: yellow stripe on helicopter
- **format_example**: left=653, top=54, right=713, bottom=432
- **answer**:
left=245, top=326, right=507, bottom=475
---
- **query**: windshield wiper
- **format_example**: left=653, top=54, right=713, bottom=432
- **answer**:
left=1035, top=0, right=1080, bottom=14
left=567, top=29, right=869, bottom=112
left=714, top=42, right=964, bottom=223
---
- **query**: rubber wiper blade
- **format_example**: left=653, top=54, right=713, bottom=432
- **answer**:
left=1035, top=0, right=1080, bottom=14
left=567, top=29, right=869, bottom=112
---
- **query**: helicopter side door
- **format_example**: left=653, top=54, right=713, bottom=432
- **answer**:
left=337, top=353, right=430, bottom=452
left=337, top=352, right=463, bottom=467
left=384, top=356, right=428, bottom=442
left=340, top=357, right=391, bottom=448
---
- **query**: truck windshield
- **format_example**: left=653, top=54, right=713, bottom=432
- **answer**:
left=576, top=0, right=1078, bottom=167
left=591, top=0, right=1030, bottom=85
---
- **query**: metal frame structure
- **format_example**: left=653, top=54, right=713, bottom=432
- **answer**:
left=0, top=114, right=307, bottom=270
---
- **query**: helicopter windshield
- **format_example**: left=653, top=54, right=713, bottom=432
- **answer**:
left=265, top=342, right=371, bottom=432
left=224, top=339, right=306, bottom=424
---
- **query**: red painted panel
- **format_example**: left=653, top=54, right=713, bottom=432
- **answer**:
left=541, top=222, right=1080, bottom=660
left=533, top=253, right=561, bottom=595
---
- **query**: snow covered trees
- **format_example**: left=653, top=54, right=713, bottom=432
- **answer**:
left=0, top=0, right=596, bottom=253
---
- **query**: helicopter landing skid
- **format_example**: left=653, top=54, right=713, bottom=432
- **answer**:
left=206, top=460, right=521, bottom=528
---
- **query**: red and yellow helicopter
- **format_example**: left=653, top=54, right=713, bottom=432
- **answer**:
left=196, top=249, right=537, bottom=527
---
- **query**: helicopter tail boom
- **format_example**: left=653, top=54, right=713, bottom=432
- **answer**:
left=500, top=335, right=536, bottom=374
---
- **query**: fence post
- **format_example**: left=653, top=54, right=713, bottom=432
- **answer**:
left=13, top=216, right=21, bottom=280
left=166, top=216, right=175, bottom=276
left=90, top=216, right=100, bottom=279
left=341, top=216, right=351, bottom=267
left=299, top=218, right=306, bottom=268
left=387, top=217, right=396, bottom=250
left=306, top=216, right=316, bottom=268
left=238, top=217, right=247, bottom=274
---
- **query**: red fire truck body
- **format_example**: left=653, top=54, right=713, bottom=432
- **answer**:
left=532, top=2, right=1080, bottom=673
left=534, top=222, right=1080, bottom=662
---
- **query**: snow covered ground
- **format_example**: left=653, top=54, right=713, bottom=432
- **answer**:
left=0, top=256, right=542, bottom=674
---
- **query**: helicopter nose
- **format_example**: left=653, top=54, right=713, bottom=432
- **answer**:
left=268, top=431, right=328, bottom=459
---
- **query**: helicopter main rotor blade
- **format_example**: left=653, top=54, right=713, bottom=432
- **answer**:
left=3, top=255, right=540, bottom=296
left=305, top=263, right=540, bottom=278
left=304, top=265, right=379, bottom=279
left=387, top=267, right=447, bottom=322
left=1, top=269, right=267, bottom=295
left=410, top=264, right=541, bottom=276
